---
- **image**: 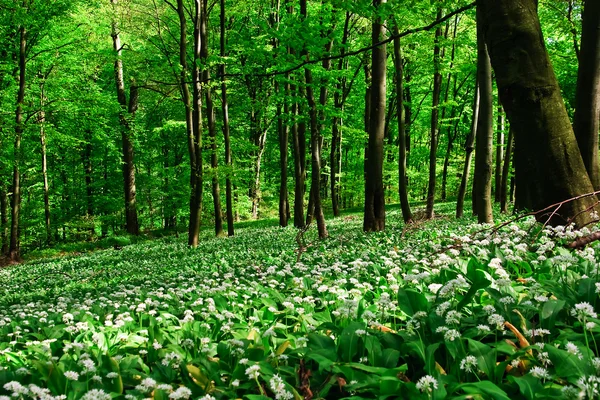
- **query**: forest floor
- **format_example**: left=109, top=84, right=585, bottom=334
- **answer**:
left=1, top=203, right=599, bottom=399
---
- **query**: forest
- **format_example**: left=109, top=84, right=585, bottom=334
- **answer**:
left=1, top=0, right=600, bottom=398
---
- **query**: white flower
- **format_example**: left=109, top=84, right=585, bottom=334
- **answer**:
left=245, top=364, right=261, bottom=380
left=444, top=329, right=461, bottom=342
left=529, top=366, right=551, bottom=380
left=198, top=395, right=216, bottom=400
left=64, top=371, right=79, bottom=381
left=168, top=387, right=192, bottom=399
left=416, top=375, right=438, bottom=393
left=106, top=372, right=118, bottom=379
left=269, top=374, right=293, bottom=400
left=81, top=389, right=112, bottom=400
left=566, top=342, right=583, bottom=360
left=460, top=355, right=478, bottom=373
left=572, top=302, right=597, bottom=320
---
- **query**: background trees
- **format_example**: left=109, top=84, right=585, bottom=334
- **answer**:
left=0, top=0, right=596, bottom=255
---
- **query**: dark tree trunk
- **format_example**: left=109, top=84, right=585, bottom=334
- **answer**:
left=425, top=9, right=443, bottom=220
left=0, top=185, right=6, bottom=254
left=8, top=26, right=26, bottom=261
left=573, top=0, right=600, bottom=190
left=494, top=105, right=504, bottom=202
left=474, top=5, right=494, bottom=224
left=111, top=0, right=139, bottom=235
left=83, top=129, right=93, bottom=217
left=301, top=0, right=327, bottom=238
left=480, top=0, right=597, bottom=226
left=39, top=89, right=51, bottom=244
left=393, top=25, right=413, bottom=223
left=456, top=78, right=479, bottom=218
left=219, top=0, right=234, bottom=236
left=500, top=126, right=514, bottom=213
left=364, top=0, right=387, bottom=232
left=278, top=79, right=289, bottom=227
left=292, top=84, right=307, bottom=228
left=201, top=1, right=223, bottom=237
left=172, top=0, right=203, bottom=246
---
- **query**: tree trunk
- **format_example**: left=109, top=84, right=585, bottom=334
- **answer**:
left=111, top=0, right=139, bottom=235
left=494, top=105, right=504, bottom=202
left=364, top=0, right=387, bottom=232
left=9, top=26, right=26, bottom=261
left=393, top=27, right=412, bottom=223
left=292, top=84, right=307, bottom=228
left=83, top=129, right=93, bottom=217
left=200, top=1, right=223, bottom=237
left=425, top=9, right=443, bottom=220
left=278, top=79, right=289, bottom=227
left=480, top=0, right=597, bottom=226
left=301, top=0, right=327, bottom=238
left=456, top=78, right=479, bottom=218
left=330, top=12, right=351, bottom=218
left=573, top=0, right=600, bottom=191
left=474, top=5, right=494, bottom=224
left=500, top=125, right=514, bottom=213
left=39, top=88, right=51, bottom=244
left=0, top=185, right=6, bottom=254
left=219, top=0, right=234, bottom=236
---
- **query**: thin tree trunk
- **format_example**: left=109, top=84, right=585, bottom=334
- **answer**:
left=456, top=78, right=479, bottom=218
left=500, top=125, right=514, bottom=213
left=39, top=87, right=51, bottom=244
left=394, top=29, right=413, bottom=224
left=480, top=0, right=597, bottom=226
left=111, top=0, right=139, bottom=235
left=474, top=5, right=494, bottom=224
left=425, top=8, right=443, bottom=220
left=8, top=26, right=26, bottom=261
left=0, top=185, right=6, bottom=254
left=573, top=0, right=600, bottom=190
left=292, top=81, right=307, bottom=228
left=494, top=105, right=504, bottom=202
left=364, top=0, right=387, bottom=232
left=200, top=1, right=223, bottom=237
left=83, top=129, right=93, bottom=217
left=219, top=0, right=234, bottom=236
left=301, top=0, right=327, bottom=238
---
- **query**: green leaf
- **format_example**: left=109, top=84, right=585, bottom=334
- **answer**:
left=540, top=299, right=566, bottom=330
left=338, top=322, right=364, bottom=362
left=381, top=348, right=400, bottom=369
left=510, top=374, right=544, bottom=400
left=397, top=288, right=429, bottom=317
left=467, top=339, right=496, bottom=380
left=545, top=344, right=590, bottom=379
left=457, top=268, right=491, bottom=310
left=457, top=381, right=511, bottom=400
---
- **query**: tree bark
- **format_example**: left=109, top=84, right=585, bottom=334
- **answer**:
left=573, top=0, right=600, bottom=190
left=500, top=126, right=514, bottom=213
left=393, top=25, right=413, bottom=224
left=39, top=83, right=51, bottom=243
left=364, top=0, right=387, bottom=232
left=83, top=129, right=93, bottom=217
left=425, top=8, right=443, bottom=220
left=301, top=0, right=327, bottom=238
left=292, top=83, right=307, bottom=228
left=474, top=5, right=494, bottom=224
left=111, top=0, right=139, bottom=235
left=0, top=185, right=6, bottom=254
left=201, top=1, right=223, bottom=237
left=480, top=0, right=597, bottom=227
left=494, top=105, right=504, bottom=202
left=456, top=78, right=479, bottom=218
left=220, top=0, right=234, bottom=236
left=8, top=26, right=26, bottom=261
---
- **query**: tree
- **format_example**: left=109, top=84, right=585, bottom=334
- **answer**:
left=480, top=0, right=597, bottom=226
left=573, top=0, right=600, bottom=190
left=393, top=23, right=412, bottom=224
left=456, top=78, right=479, bottom=219
left=425, top=8, right=443, bottom=220
left=363, top=0, right=386, bottom=232
left=219, top=0, right=234, bottom=236
left=111, top=0, right=139, bottom=236
left=473, top=5, right=493, bottom=224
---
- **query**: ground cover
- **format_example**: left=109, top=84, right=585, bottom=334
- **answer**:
left=1, top=207, right=600, bottom=399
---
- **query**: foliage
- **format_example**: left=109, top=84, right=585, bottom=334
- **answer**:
left=1, top=207, right=600, bottom=399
